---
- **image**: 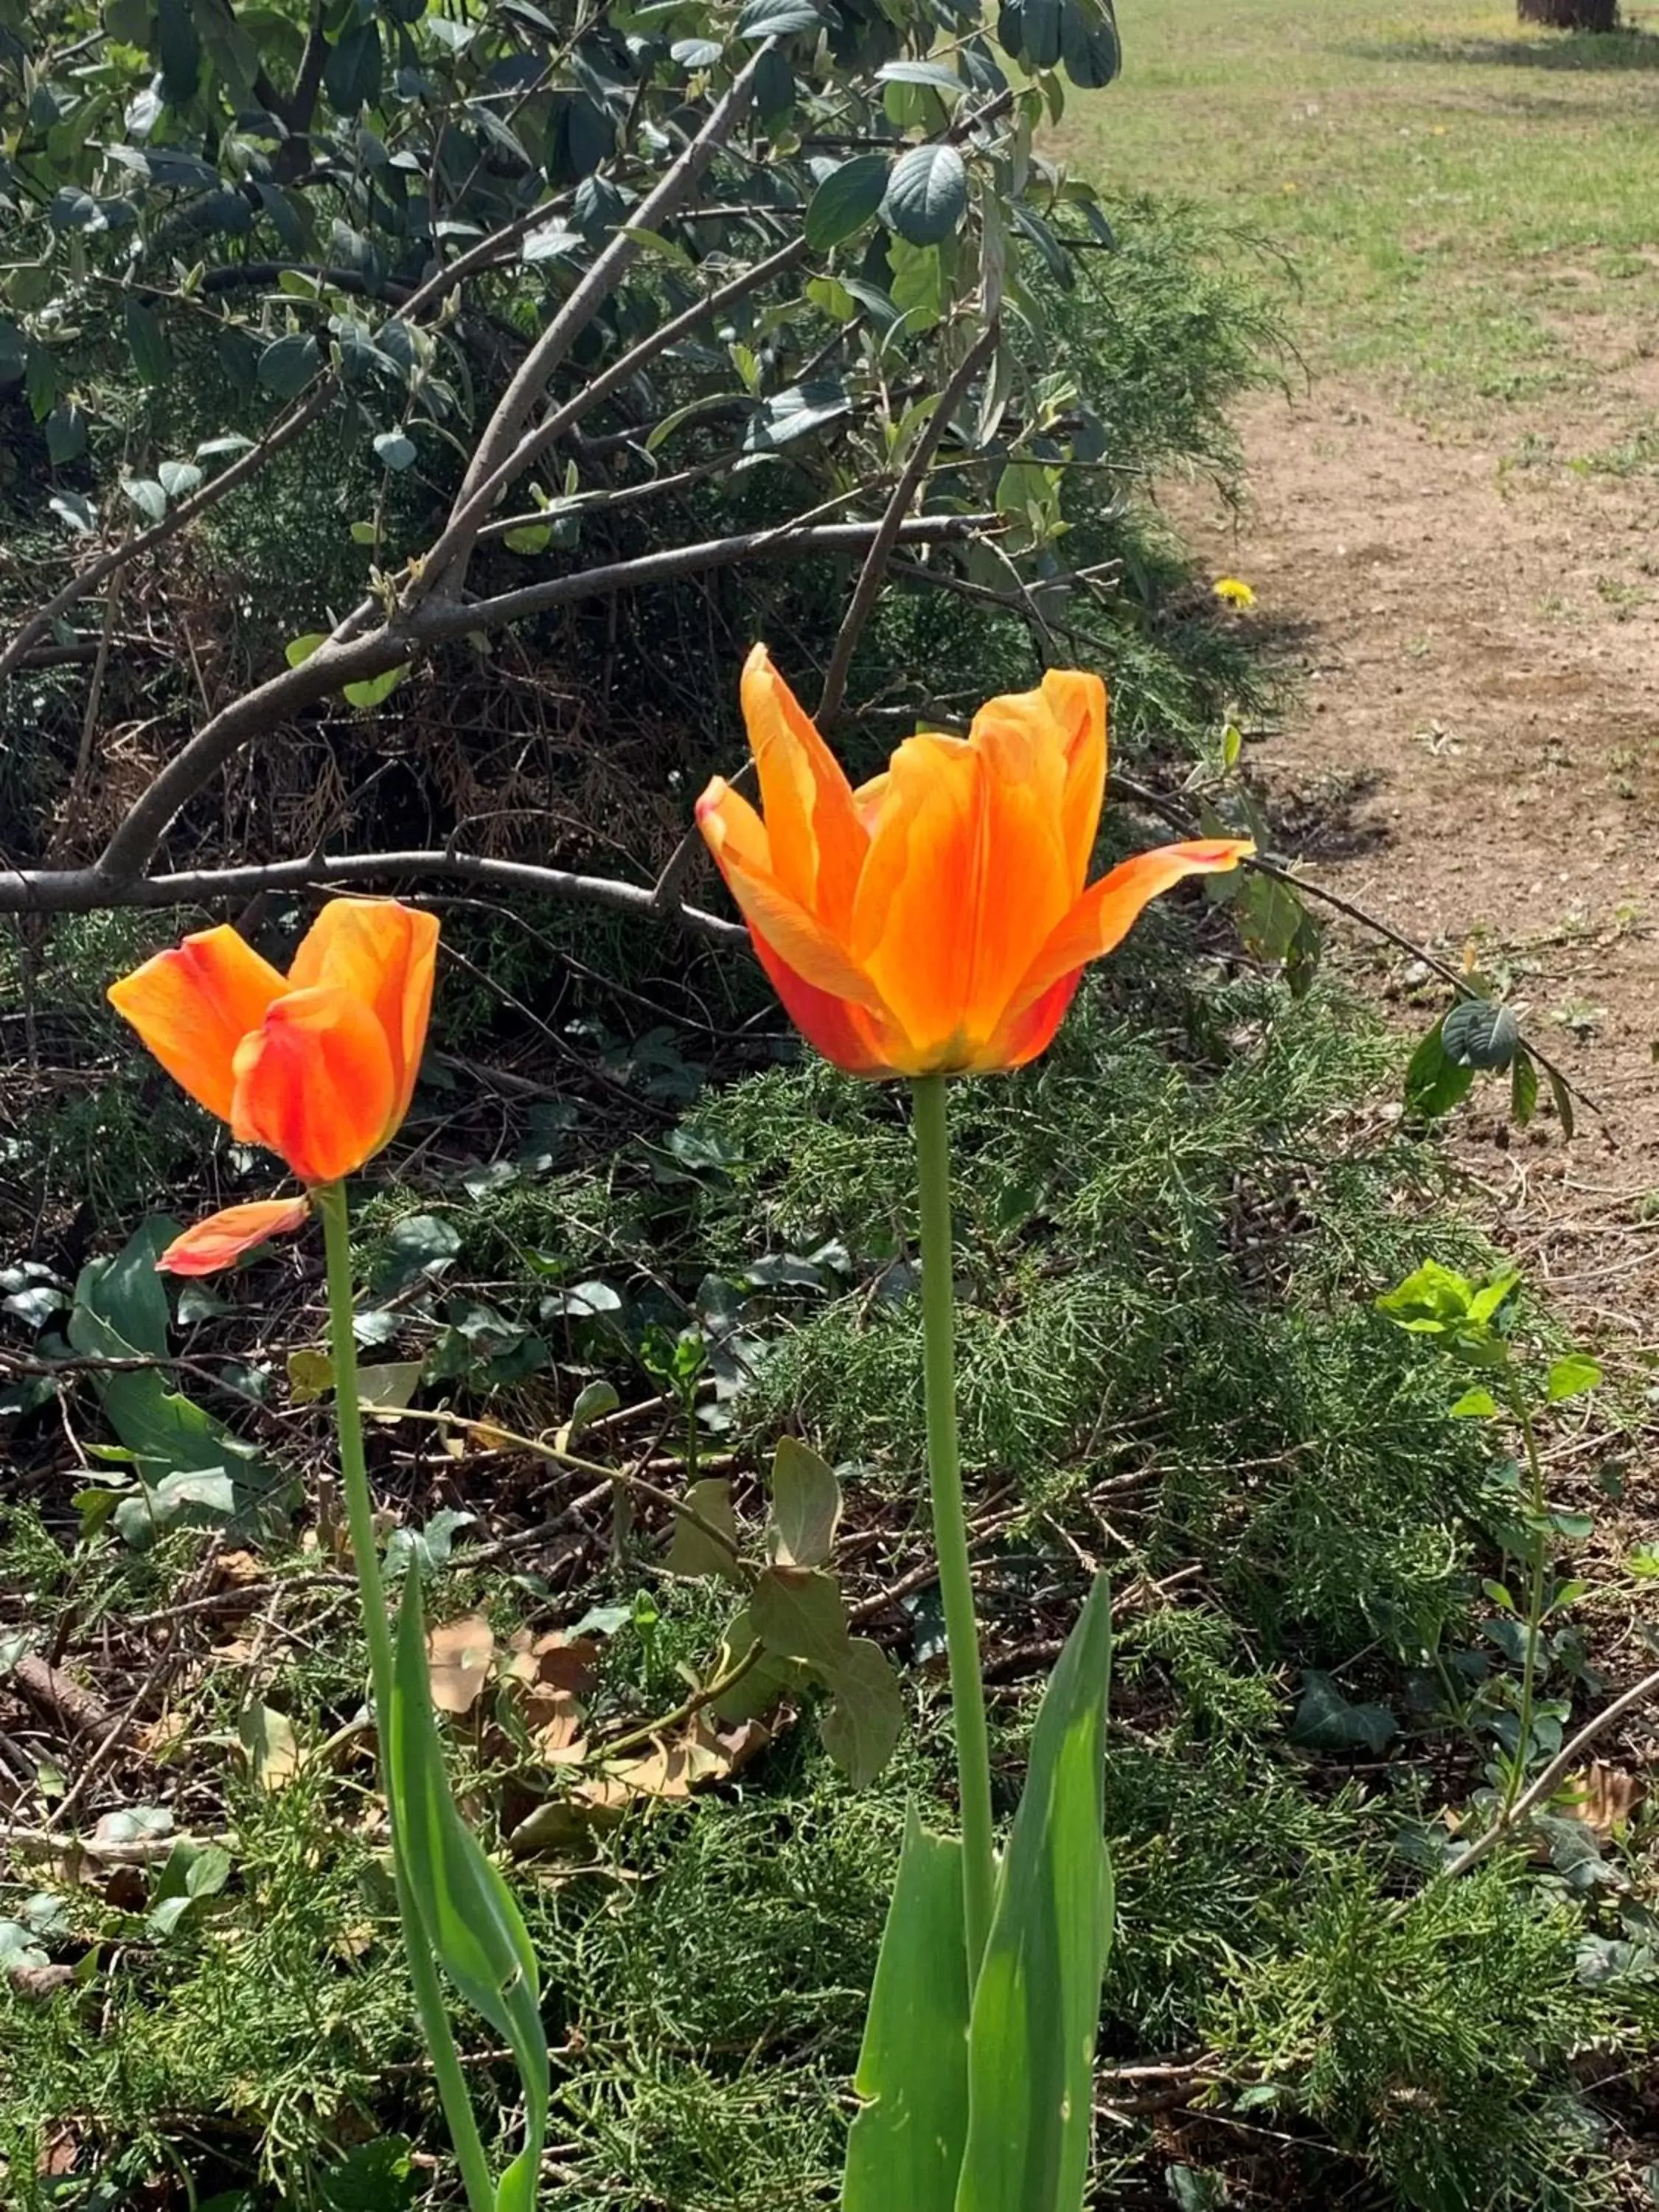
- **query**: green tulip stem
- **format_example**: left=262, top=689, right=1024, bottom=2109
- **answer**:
left=318, top=1180, right=498, bottom=2212
left=910, top=1074, right=996, bottom=1979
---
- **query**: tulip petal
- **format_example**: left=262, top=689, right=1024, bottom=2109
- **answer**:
left=230, top=984, right=397, bottom=1185
left=740, top=646, right=867, bottom=931
left=286, top=899, right=437, bottom=1141
left=157, top=1197, right=310, bottom=1276
left=959, top=698, right=1074, bottom=1037
left=1041, top=669, right=1108, bottom=895
left=851, top=734, right=986, bottom=1066
left=1004, top=838, right=1253, bottom=1020
left=751, top=936, right=891, bottom=1077
left=698, top=778, right=886, bottom=1010
left=108, top=926, right=288, bottom=1123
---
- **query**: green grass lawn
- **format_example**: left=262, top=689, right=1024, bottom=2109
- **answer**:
left=1055, top=0, right=1659, bottom=410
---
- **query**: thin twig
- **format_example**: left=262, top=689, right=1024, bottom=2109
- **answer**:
left=1439, top=1664, right=1659, bottom=1882
left=815, top=318, right=998, bottom=726
left=1110, top=770, right=1604, bottom=1121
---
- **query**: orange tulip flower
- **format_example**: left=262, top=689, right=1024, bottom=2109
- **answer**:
left=696, top=647, right=1253, bottom=1078
left=108, top=898, right=438, bottom=1273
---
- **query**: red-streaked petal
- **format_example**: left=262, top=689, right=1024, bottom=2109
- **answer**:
left=229, top=984, right=397, bottom=1184
left=971, top=972, right=1086, bottom=1074
left=751, top=936, right=892, bottom=1077
left=740, top=645, right=867, bottom=932
left=287, top=898, right=438, bottom=1144
left=1004, top=839, right=1254, bottom=1023
left=157, top=1197, right=310, bottom=1276
left=108, top=926, right=288, bottom=1124
left=698, top=777, right=885, bottom=1009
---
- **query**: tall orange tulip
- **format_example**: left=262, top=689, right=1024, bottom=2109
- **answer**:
left=108, top=898, right=438, bottom=1273
left=697, top=647, right=1253, bottom=1077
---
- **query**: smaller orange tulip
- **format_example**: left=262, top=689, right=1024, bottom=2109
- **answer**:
left=109, top=899, right=438, bottom=1273
left=696, top=647, right=1253, bottom=1079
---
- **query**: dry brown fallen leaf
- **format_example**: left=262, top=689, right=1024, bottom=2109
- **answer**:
left=1568, top=1760, right=1646, bottom=1840
left=426, top=1615, right=495, bottom=1716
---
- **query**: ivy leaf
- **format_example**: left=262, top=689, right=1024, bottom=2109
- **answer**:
left=156, top=459, right=202, bottom=500
left=120, top=477, right=168, bottom=524
left=883, top=143, right=968, bottom=246
left=1290, top=1670, right=1397, bottom=1756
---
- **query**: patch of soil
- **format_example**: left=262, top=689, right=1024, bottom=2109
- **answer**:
left=1169, top=378, right=1659, bottom=1350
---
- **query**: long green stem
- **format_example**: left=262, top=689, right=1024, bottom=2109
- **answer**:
left=1504, top=1378, right=1551, bottom=1821
left=318, top=1182, right=497, bottom=2212
left=911, top=1074, right=996, bottom=1978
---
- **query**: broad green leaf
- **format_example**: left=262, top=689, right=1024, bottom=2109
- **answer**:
left=1549, top=1066, right=1576, bottom=1141
left=1059, top=0, right=1120, bottom=87
left=156, top=0, right=200, bottom=102
left=1547, top=1354, right=1601, bottom=1403
left=342, top=662, right=410, bottom=709
left=1404, top=1018, right=1475, bottom=1121
left=373, top=430, right=416, bottom=471
left=1442, top=996, right=1520, bottom=1072
left=1375, top=1259, right=1475, bottom=1331
left=737, top=0, right=822, bottom=34
left=767, top=1434, right=841, bottom=1569
left=842, top=1812, right=970, bottom=2212
left=819, top=1638, right=904, bottom=1787
left=1511, top=1048, right=1539, bottom=1128
left=876, top=59, right=964, bottom=95
left=666, top=1475, right=743, bottom=1582
left=69, top=1221, right=288, bottom=1546
left=751, top=1565, right=853, bottom=1674
left=258, top=333, right=320, bottom=400
left=125, top=297, right=171, bottom=388
left=156, top=459, right=202, bottom=500
left=1020, top=0, right=1062, bottom=66
left=805, top=154, right=891, bottom=252
left=1450, top=1387, right=1498, bottom=1419
left=955, top=1574, right=1113, bottom=2212
left=884, top=143, right=968, bottom=247
left=712, top=1607, right=804, bottom=1722
left=389, top=1567, right=548, bottom=2212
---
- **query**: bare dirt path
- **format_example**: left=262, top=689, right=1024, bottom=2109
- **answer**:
left=1172, top=378, right=1659, bottom=1346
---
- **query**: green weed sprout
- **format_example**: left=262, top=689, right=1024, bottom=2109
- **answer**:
left=1377, top=1259, right=1601, bottom=1821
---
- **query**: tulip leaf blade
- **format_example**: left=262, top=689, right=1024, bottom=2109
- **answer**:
left=388, top=1563, right=548, bottom=2212
left=842, top=1810, right=970, bottom=2212
left=954, top=1573, right=1113, bottom=2212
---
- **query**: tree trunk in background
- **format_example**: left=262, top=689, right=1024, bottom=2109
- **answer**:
left=1517, top=0, right=1618, bottom=26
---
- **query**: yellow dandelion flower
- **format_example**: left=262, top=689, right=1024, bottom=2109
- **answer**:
left=1213, top=577, right=1256, bottom=611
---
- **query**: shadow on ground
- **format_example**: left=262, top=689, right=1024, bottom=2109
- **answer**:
left=1346, top=27, right=1659, bottom=71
